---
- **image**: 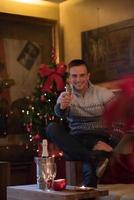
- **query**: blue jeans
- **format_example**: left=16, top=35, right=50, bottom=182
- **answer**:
left=46, top=122, right=117, bottom=187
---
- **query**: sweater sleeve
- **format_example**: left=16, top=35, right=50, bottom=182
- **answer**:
left=54, top=103, right=69, bottom=119
left=100, top=87, right=115, bottom=105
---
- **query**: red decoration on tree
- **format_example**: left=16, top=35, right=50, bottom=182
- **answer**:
left=33, top=133, right=42, bottom=141
left=51, top=48, right=57, bottom=62
left=39, top=62, right=66, bottom=92
left=40, top=95, right=46, bottom=102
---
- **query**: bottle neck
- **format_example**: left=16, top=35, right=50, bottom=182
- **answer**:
left=42, top=139, right=49, bottom=157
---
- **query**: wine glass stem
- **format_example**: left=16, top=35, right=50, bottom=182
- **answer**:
left=46, top=179, right=52, bottom=190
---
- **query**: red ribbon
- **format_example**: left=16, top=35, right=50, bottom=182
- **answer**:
left=39, top=63, right=66, bottom=92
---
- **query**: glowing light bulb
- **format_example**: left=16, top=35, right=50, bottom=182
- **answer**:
left=26, top=111, right=29, bottom=115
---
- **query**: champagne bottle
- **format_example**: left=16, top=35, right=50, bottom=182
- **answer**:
left=42, top=139, right=49, bottom=158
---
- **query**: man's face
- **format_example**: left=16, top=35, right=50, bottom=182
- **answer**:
left=69, top=64, right=90, bottom=93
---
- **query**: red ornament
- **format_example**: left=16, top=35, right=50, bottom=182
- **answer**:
left=53, top=179, right=66, bottom=191
left=40, top=95, right=45, bottom=102
left=33, top=133, right=41, bottom=141
left=26, top=123, right=32, bottom=132
left=51, top=48, right=57, bottom=62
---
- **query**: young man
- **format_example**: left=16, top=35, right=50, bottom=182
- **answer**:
left=46, top=59, right=119, bottom=187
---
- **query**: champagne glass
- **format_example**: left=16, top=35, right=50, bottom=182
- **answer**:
left=42, top=162, right=57, bottom=190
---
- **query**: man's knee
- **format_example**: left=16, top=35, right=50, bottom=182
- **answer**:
left=46, top=122, right=64, bottom=141
left=46, top=122, right=59, bottom=139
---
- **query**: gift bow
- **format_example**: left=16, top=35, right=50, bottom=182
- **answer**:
left=39, top=63, right=66, bottom=92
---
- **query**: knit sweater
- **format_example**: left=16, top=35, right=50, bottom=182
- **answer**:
left=54, top=83, right=114, bottom=136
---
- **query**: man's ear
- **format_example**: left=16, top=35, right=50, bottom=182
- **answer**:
left=88, top=72, right=90, bottom=80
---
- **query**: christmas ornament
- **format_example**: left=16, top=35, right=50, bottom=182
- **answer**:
left=53, top=179, right=66, bottom=191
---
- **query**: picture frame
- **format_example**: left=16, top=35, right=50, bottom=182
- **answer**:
left=81, top=18, right=134, bottom=83
left=17, top=41, right=40, bottom=70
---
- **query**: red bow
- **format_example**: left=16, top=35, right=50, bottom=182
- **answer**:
left=39, top=63, right=66, bottom=92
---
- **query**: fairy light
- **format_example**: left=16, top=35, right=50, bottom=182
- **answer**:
left=26, top=96, right=30, bottom=99
left=59, top=152, right=63, bottom=156
left=22, top=110, right=25, bottom=113
left=25, top=144, right=29, bottom=149
left=5, top=82, right=8, bottom=86
left=26, top=110, right=29, bottom=115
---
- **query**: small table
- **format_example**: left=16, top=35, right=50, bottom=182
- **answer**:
left=7, top=184, right=108, bottom=200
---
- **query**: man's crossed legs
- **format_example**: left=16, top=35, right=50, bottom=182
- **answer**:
left=46, top=122, right=115, bottom=187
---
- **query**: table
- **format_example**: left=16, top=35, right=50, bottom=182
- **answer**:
left=7, top=184, right=108, bottom=200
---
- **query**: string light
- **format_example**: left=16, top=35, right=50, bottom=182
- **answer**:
left=26, top=96, right=30, bottom=99
left=26, top=110, right=29, bottom=115
left=59, top=152, right=63, bottom=156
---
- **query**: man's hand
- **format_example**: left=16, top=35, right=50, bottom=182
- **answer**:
left=57, top=92, right=73, bottom=110
left=93, top=141, right=113, bottom=152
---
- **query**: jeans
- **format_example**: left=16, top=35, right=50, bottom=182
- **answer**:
left=46, top=122, right=117, bottom=187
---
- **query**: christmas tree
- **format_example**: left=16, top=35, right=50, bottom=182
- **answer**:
left=23, top=50, right=67, bottom=150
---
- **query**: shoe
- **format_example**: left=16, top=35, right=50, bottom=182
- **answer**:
left=96, top=158, right=109, bottom=178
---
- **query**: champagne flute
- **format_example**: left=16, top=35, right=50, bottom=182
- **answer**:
left=42, top=162, right=57, bottom=190
left=50, top=162, right=57, bottom=189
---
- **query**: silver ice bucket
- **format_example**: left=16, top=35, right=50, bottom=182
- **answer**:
left=34, top=157, right=55, bottom=189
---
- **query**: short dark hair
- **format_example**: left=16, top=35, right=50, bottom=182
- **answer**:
left=68, top=59, right=89, bottom=72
